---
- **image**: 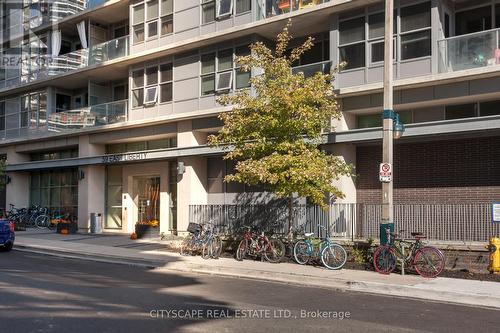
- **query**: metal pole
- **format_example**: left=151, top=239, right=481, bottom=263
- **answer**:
left=381, top=0, right=395, bottom=244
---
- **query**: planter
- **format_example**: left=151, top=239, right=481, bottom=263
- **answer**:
left=57, top=222, right=78, bottom=234
left=135, top=224, right=159, bottom=239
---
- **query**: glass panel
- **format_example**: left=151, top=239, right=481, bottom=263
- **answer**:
left=132, top=89, right=144, bottom=108
left=401, top=30, right=431, bottom=60
left=236, top=0, right=251, bottom=14
left=401, top=1, right=431, bottom=32
left=480, top=100, right=500, bottom=116
left=201, top=74, right=215, bottom=95
left=201, top=53, right=216, bottom=74
left=339, top=43, right=365, bottom=69
left=133, top=4, right=145, bottom=25
left=160, top=63, right=173, bottom=82
left=339, top=17, right=365, bottom=45
left=147, top=0, right=159, bottom=20
left=161, top=0, right=173, bottom=16
left=160, top=83, right=173, bottom=103
left=202, top=1, right=215, bottom=24
left=235, top=70, right=251, bottom=89
left=218, top=49, right=233, bottom=71
left=371, top=41, right=384, bottom=63
left=357, top=114, right=382, bottom=128
left=147, top=21, right=158, bottom=38
left=161, top=15, right=173, bottom=35
left=146, top=66, right=158, bottom=85
left=445, top=103, right=476, bottom=120
left=148, top=138, right=171, bottom=150
left=456, top=6, right=492, bottom=36
left=369, top=12, right=384, bottom=39
left=132, top=69, right=144, bottom=88
left=133, top=25, right=145, bottom=43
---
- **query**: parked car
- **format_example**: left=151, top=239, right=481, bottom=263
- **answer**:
left=0, top=219, right=15, bottom=252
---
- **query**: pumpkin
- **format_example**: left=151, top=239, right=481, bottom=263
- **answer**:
left=130, top=232, right=138, bottom=240
left=60, top=229, right=69, bottom=235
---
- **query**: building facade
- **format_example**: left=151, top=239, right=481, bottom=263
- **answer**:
left=1, top=0, right=499, bottom=235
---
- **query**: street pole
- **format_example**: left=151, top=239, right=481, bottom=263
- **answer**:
left=381, top=0, right=394, bottom=244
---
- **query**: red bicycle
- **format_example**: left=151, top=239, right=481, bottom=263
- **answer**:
left=236, top=226, right=285, bottom=263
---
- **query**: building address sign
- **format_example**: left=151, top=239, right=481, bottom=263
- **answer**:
left=101, top=152, right=148, bottom=164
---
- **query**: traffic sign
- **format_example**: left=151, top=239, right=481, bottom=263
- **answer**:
left=379, top=163, right=392, bottom=182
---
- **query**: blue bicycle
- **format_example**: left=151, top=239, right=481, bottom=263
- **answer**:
left=293, top=225, right=347, bottom=270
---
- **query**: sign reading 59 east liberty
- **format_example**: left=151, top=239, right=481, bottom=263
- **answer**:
left=102, top=152, right=148, bottom=164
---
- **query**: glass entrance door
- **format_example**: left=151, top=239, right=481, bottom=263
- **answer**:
left=134, top=176, right=161, bottom=226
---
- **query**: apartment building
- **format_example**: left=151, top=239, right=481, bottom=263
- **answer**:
left=0, top=0, right=499, bottom=236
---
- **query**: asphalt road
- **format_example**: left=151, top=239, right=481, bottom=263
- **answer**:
left=0, top=251, right=498, bottom=333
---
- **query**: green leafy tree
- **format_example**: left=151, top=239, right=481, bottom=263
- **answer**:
left=208, top=21, right=354, bottom=232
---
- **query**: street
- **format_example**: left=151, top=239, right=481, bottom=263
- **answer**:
left=0, top=251, right=498, bottom=333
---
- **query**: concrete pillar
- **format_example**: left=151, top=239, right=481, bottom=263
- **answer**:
left=5, top=146, right=30, bottom=208
left=78, top=135, right=105, bottom=233
left=328, top=143, right=357, bottom=204
left=176, top=120, right=208, bottom=233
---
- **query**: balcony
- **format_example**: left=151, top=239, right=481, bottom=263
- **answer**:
left=262, top=0, right=330, bottom=18
left=22, top=36, right=129, bottom=84
left=438, top=28, right=500, bottom=73
left=48, top=100, right=128, bottom=133
left=292, top=60, right=332, bottom=77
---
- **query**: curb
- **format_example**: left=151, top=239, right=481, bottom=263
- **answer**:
left=14, top=243, right=500, bottom=310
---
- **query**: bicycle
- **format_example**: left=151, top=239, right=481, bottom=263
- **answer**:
left=180, top=221, right=222, bottom=259
left=373, top=228, right=446, bottom=278
left=201, top=222, right=223, bottom=259
left=6, top=204, right=29, bottom=231
left=235, top=225, right=285, bottom=263
left=293, top=225, right=348, bottom=270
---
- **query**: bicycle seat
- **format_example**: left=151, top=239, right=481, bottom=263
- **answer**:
left=304, top=232, right=314, bottom=237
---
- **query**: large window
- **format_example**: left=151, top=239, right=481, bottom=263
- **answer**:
left=105, top=138, right=177, bottom=154
left=400, top=2, right=431, bottom=60
left=202, top=0, right=251, bottom=24
left=131, top=61, right=173, bottom=108
left=201, top=46, right=251, bottom=95
left=339, top=16, right=365, bottom=70
left=455, top=5, right=491, bottom=36
left=338, top=2, right=431, bottom=70
left=133, top=0, right=173, bottom=44
left=30, top=169, right=78, bottom=218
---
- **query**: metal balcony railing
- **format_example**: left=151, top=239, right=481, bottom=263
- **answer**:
left=438, top=28, right=500, bottom=73
left=263, top=0, right=329, bottom=18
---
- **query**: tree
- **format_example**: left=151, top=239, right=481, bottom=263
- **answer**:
left=208, top=21, right=354, bottom=233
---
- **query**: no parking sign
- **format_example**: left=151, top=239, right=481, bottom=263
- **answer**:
left=379, top=163, right=392, bottom=182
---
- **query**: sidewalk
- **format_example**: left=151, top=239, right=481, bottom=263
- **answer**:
left=13, top=230, right=500, bottom=310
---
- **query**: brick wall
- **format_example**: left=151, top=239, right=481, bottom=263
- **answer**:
left=356, top=136, right=500, bottom=204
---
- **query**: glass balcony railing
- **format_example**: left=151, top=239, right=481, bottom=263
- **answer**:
left=263, top=0, right=330, bottom=18
left=47, top=100, right=128, bottom=133
left=21, top=36, right=129, bottom=84
left=438, top=28, right=500, bottom=73
left=292, top=60, right=332, bottom=77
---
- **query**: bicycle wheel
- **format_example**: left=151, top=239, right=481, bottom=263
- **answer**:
left=263, top=239, right=285, bottom=263
left=293, top=240, right=310, bottom=265
left=35, top=215, right=49, bottom=229
left=211, top=235, right=223, bottom=259
left=321, top=243, right=348, bottom=270
left=414, top=246, right=445, bottom=278
left=373, top=245, right=397, bottom=274
left=236, top=239, right=248, bottom=261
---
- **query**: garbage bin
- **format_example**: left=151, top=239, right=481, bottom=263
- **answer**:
left=90, top=213, right=103, bottom=234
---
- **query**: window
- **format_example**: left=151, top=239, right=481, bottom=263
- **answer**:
left=357, top=114, right=381, bottom=129
left=160, top=63, right=173, bottom=103
left=144, top=86, right=158, bottom=104
left=400, top=2, right=431, bottom=60
left=201, top=47, right=248, bottom=95
left=445, top=103, right=476, bottom=120
left=0, top=102, right=5, bottom=131
left=133, top=0, right=173, bottom=43
left=201, top=53, right=216, bottom=95
left=235, top=0, right=251, bottom=14
left=480, top=100, right=500, bottom=117
left=202, top=0, right=216, bottom=24
left=368, top=12, right=396, bottom=64
left=133, top=4, right=145, bottom=43
left=339, top=17, right=365, bottom=70
left=217, top=0, right=233, bottom=18
left=455, top=6, right=491, bottom=36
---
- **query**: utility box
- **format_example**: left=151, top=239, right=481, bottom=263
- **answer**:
left=90, top=213, right=103, bottom=234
